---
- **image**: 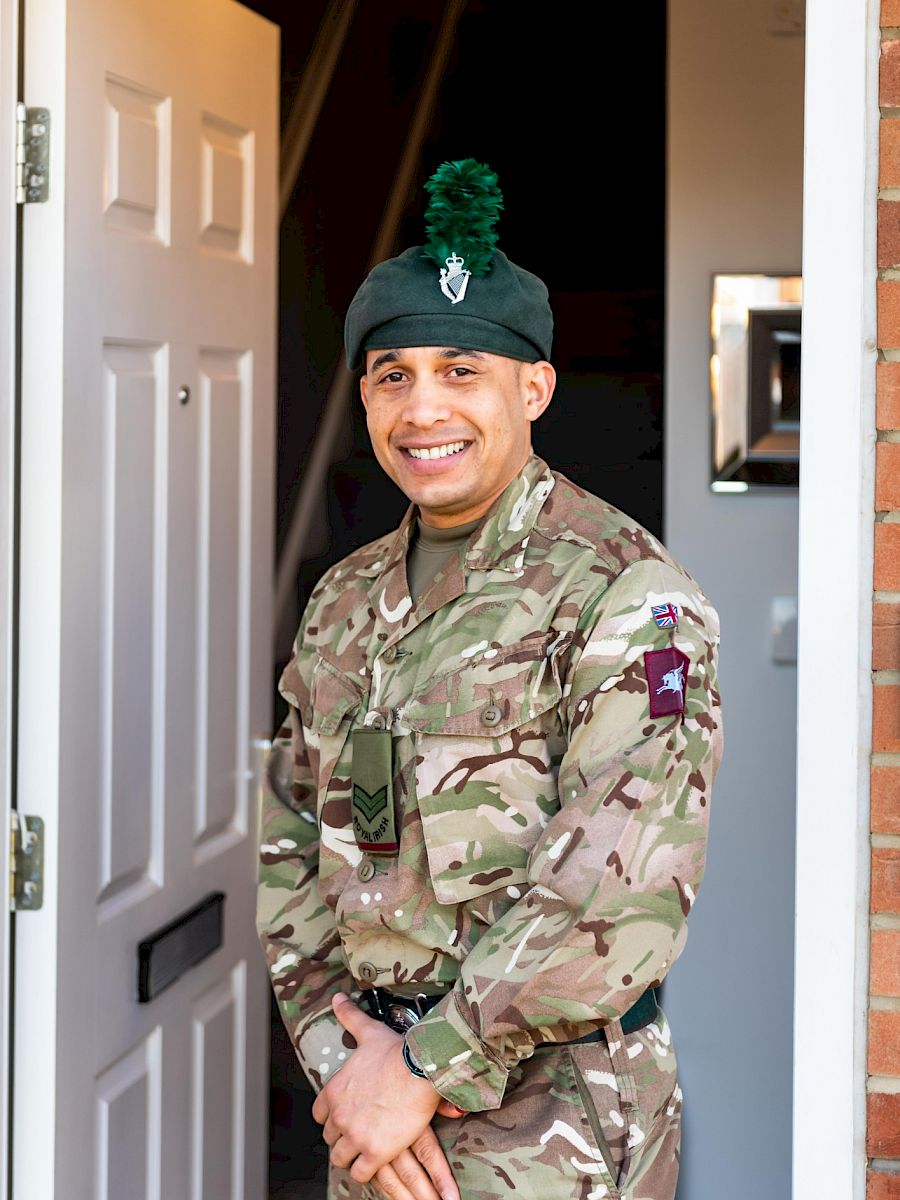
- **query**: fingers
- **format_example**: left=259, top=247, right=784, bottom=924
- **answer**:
left=411, top=1128, right=460, bottom=1200
left=434, top=1099, right=467, bottom=1119
left=350, top=1152, right=379, bottom=1184
left=372, top=1164, right=416, bottom=1200
left=321, top=1117, right=340, bottom=1147
left=311, top=1090, right=329, bottom=1126
left=329, top=1136, right=358, bottom=1171
left=374, top=1154, right=438, bottom=1200
left=331, top=992, right=372, bottom=1038
left=338, top=1132, right=459, bottom=1198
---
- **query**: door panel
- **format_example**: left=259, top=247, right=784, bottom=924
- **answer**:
left=100, top=341, right=165, bottom=905
left=191, top=964, right=247, bottom=1200
left=16, top=2, right=277, bottom=1196
left=104, top=76, right=170, bottom=243
left=197, top=350, right=248, bottom=854
left=96, top=1030, right=163, bottom=1200
left=200, top=115, right=252, bottom=262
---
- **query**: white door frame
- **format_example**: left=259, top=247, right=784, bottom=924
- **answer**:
left=0, top=1, right=879, bottom=1195
left=0, top=0, right=18, bottom=1195
left=13, top=2, right=66, bottom=1190
left=794, top=2, right=879, bottom=1197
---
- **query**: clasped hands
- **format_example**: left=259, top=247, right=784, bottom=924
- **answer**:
left=311, top=993, right=464, bottom=1200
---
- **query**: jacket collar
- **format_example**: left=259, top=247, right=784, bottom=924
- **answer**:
left=366, top=453, right=556, bottom=590
left=464, top=454, right=556, bottom=573
left=359, top=455, right=557, bottom=657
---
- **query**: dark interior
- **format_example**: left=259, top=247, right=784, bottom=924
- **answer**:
left=242, top=3, right=665, bottom=1193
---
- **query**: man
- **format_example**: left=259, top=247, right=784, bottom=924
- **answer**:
left=258, top=160, right=723, bottom=1200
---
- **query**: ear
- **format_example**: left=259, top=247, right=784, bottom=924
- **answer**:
left=359, top=370, right=369, bottom=412
left=521, top=361, right=556, bottom=423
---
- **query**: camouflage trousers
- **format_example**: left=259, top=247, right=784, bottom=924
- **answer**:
left=328, top=1011, right=681, bottom=1200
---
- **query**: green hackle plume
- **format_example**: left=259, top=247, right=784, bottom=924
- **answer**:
left=422, top=159, right=503, bottom=277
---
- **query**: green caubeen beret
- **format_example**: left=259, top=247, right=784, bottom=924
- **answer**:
left=345, top=160, right=553, bottom=371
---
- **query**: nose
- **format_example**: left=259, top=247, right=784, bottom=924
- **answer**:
left=399, top=375, right=452, bottom=428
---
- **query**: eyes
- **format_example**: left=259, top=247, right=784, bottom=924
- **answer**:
left=377, top=365, right=476, bottom=386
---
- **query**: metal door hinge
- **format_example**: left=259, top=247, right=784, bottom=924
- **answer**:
left=16, top=104, right=50, bottom=204
left=9, top=812, right=44, bottom=911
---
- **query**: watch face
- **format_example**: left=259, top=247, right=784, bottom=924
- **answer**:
left=386, top=1003, right=421, bottom=1033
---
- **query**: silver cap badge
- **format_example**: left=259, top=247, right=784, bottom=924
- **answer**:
left=439, top=252, right=470, bottom=304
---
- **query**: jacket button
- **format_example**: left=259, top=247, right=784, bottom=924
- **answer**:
left=367, top=712, right=387, bottom=731
left=382, top=645, right=397, bottom=664
left=481, top=704, right=502, bottom=727
left=358, top=961, right=378, bottom=983
left=357, top=859, right=376, bottom=882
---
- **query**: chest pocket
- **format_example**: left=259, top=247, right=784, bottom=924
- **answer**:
left=404, top=633, right=569, bottom=905
left=278, top=654, right=365, bottom=906
left=309, top=658, right=365, bottom=803
left=280, top=654, right=363, bottom=800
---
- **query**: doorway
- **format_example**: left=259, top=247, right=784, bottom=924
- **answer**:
left=0, top=0, right=817, bottom=1196
left=252, top=2, right=667, bottom=1195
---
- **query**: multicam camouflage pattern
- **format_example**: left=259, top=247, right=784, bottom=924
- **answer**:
left=257, top=454, right=723, bottom=1197
left=329, top=1011, right=681, bottom=1200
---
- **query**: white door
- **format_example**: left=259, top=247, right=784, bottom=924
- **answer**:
left=14, top=2, right=278, bottom=1197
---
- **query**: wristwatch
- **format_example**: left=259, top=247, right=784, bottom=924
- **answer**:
left=401, top=1035, right=428, bottom=1078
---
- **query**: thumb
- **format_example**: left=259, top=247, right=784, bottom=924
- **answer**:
left=331, top=992, right=372, bottom=1038
left=435, top=1099, right=467, bottom=1119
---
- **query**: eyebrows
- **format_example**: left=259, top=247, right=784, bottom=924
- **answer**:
left=369, top=348, right=488, bottom=372
left=436, top=347, right=487, bottom=361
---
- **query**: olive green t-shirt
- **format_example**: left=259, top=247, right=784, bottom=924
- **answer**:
left=406, top=515, right=481, bottom=603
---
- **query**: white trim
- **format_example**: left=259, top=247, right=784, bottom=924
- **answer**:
left=0, top=1, right=19, bottom=1196
left=793, top=2, right=878, bottom=1197
left=13, top=2, right=66, bottom=1196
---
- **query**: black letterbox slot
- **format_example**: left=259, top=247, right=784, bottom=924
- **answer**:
left=137, top=891, right=225, bottom=1003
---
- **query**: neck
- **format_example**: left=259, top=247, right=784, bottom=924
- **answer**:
left=418, top=447, right=532, bottom=529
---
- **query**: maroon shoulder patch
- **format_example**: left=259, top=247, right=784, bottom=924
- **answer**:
left=644, top=647, right=690, bottom=718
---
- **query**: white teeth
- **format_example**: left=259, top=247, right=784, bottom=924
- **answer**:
left=407, top=441, right=467, bottom=460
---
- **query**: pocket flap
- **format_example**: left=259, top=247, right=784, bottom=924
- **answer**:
left=404, top=633, right=568, bottom=736
left=278, top=655, right=363, bottom=734
left=312, top=660, right=364, bottom=734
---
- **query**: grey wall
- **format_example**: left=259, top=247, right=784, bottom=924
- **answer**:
left=665, top=2, right=804, bottom=1196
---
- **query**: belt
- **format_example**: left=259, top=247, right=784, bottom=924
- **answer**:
left=361, top=986, right=658, bottom=1042
left=363, top=987, right=446, bottom=1033
left=550, top=987, right=659, bottom=1046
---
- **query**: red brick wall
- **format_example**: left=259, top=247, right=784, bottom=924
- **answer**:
left=872, top=8, right=900, bottom=1193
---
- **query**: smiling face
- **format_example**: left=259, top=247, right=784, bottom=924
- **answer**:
left=360, top=346, right=556, bottom=528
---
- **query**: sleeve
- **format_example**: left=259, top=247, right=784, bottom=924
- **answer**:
left=256, top=652, right=359, bottom=1094
left=405, top=558, right=724, bottom=1112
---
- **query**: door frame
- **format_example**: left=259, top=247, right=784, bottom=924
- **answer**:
left=11, top=0, right=65, bottom=1191
left=0, top=0, right=19, bottom=1195
left=793, top=2, right=878, bottom=1197
left=0, top=1, right=881, bottom=1195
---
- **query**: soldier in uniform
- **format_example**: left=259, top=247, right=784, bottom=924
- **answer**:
left=257, top=161, right=723, bottom=1200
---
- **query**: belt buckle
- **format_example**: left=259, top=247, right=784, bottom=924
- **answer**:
left=382, top=991, right=430, bottom=1034
left=385, top=1003, right=420, bottom=1033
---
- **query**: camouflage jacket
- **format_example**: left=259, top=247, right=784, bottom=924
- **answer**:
left=257, top=455, right=723, bottom=1113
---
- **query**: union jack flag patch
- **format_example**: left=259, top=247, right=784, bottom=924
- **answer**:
left=651, top=602, right=679, bottom=629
